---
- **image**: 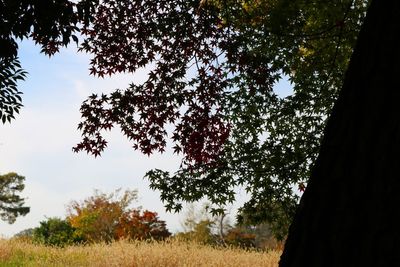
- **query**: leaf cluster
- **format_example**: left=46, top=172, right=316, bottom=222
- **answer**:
left=0, top=58, right=26, bottom=123
left=74, top=0, right=237, bottom=164
left=0, top=0, right=98, bottom=122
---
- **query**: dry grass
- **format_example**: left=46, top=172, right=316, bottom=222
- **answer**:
left=0, top=238, right=281, bottom=267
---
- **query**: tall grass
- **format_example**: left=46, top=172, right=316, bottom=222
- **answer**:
left=0, top=238, right=281, bottom=266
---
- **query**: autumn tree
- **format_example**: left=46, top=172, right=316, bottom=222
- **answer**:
left=67, top=189, right=137, bottom=243
left=72, top=0, right=370, bottom=238
left=116, top=210, right=171, bottom=241
left=179, top=203, right=214, bottom=232
left=67, top=189, right=170, bottom=243
left=176, top=219, right=216, bottom=245
left=0, top=172, right=29, bottom=223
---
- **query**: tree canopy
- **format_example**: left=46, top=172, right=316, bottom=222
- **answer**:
left=67, top=189, right=138, bottom=243
left=0, top=172, right=29, bottom=223
left=1, top=0, right=371, bottom=237
left=71, top=0, right=370, bottom=237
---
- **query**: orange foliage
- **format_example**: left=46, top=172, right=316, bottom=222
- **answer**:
left=67, top=189, right=170, bottom=243
left=116, top=210, right=170, bottom=240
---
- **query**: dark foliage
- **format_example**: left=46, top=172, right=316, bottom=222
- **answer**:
left=32, top=217, right=83, bottom=246
left=0, top=0, right=98, bottom=122
left=73, top=0, right=370, bottom=237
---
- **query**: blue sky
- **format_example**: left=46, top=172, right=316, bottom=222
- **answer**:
left=0, top=40, right=292, bottom=237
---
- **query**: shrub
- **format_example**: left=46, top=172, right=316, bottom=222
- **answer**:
left=32, top=217, right=82, bottom=246
left=225, top=228, right=256, bottom=248
left=175, top=219, right=216, bottom=245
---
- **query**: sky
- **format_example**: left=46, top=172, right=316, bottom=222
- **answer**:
left=0, top=40, right=292, bottom=238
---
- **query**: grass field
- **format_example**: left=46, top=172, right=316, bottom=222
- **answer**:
left=0, top=238, right=281, bottom=267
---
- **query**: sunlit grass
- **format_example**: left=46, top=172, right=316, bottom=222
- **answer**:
left=0, top=238, right=281, bottom=267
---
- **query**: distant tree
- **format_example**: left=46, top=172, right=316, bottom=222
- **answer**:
left=176, top=203, right=230, bottom=245
left=32, top=217, right=82, bottom=246
left=67, top=189, right=170, bottom=243
left=13, top=228, right=35, bottom=242
left=175, top=202, right=280, bottom=249
left=225, top=222, right=282, bottom=250
left=67, top=189, right=137, bottom=243
left=0, top=172, right=29, bottom=223
left=224, top=228, right=256, bottom=249
left=175, top=219, right=216, bottom=245
left=180, top=203, right=213, bottom=233
left=116, top=210, right=171, bottom=241
left=249, top=223, right=281, bottom=249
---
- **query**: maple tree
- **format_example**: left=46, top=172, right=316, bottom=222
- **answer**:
left=72, top=0, right=370, bottom=237
left=1, top=0, right=372, bottom=240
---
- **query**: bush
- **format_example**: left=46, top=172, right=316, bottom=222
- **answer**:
left=225, top=228, right=256, bottom=248
left=225, top=223, right=283, bottom=250
left=175, top=220, right=216, bottom=245
left=32, top=217, right=82, bottom=246
left=13, top=228, right=35, bottom=242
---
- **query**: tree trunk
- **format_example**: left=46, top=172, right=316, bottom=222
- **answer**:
left=280, top=0, right=400, bottom=266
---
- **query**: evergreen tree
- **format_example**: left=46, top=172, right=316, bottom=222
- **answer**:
left=0, top=172, right=29, bottom=224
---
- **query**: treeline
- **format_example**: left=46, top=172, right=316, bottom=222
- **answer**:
left=175, top=203, right=283, bottom=250
left=13, top=189, right=282, bottom=250
left=14, top=189, right=170, bottom=246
